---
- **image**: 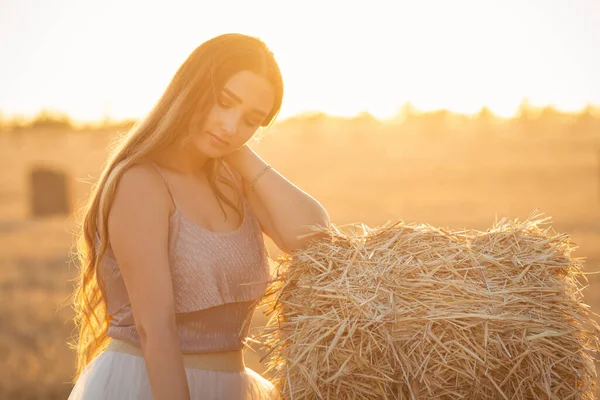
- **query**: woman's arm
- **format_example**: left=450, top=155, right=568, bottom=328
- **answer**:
left=108, top=163, right=190, bottom=400
left=224, top=145, right=330, bottom=253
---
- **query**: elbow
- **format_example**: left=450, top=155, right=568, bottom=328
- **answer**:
left=284, top=213, right=331, bottom=253
left=136, top=314, right=178, bottom=344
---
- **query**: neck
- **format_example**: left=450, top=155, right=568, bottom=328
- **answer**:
left=153, top=141, right=213, bottom=178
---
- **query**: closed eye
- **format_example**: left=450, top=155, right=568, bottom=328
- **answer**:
left=222, top=88, right=269, bottom=120
left=245, top=118, right=260, bottom=127
left=218, top=96, right=235, bottom=108
left=218, top=94, right=262, bottom=126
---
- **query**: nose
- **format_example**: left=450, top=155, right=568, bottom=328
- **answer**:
left=218, top=109, right=239, bottom=137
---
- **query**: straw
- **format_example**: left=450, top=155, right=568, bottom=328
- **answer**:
left=252, top=210, right=600, bottom=399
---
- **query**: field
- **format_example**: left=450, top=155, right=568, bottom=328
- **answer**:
left=0, top=113, right=598, bottom=399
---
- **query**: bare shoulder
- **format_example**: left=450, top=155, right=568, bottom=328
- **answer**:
left=106, top=161, right=175, bottom=249
left=110, top=161, right=174, bottom=219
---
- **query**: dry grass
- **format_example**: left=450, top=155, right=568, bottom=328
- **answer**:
left=254, top=212, right=599, bottom=399
left=0, top=123, right=599, bottom=399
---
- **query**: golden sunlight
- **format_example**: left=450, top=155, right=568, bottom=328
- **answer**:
left=2, top=1, right=600, bottom=398
left=0, top=0, right=598, bottom=123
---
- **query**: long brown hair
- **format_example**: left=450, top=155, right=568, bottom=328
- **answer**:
left=67, top=33, right=283, bottom=382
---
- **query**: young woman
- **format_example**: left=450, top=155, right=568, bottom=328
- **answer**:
left=67, top=33, right=330, bottom=399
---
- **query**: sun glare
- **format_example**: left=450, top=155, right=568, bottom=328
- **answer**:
left=0, top=0, right=598, bottom=123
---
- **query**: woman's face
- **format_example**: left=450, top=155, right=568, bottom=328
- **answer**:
left=191, top=70, right=275, bottom=157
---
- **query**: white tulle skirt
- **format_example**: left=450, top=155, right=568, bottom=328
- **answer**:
left=68, top=348, right=279, bottom=400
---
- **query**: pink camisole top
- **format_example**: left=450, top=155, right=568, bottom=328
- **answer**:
left=98, top=161, right=272, bottom=353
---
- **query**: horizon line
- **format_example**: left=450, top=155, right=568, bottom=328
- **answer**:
left=2, top=100, right=600, bottom=128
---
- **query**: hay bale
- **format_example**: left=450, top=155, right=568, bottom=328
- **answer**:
left=253, top=211, right=600, bottom=399
left=29, top=166, right=70, bottom=218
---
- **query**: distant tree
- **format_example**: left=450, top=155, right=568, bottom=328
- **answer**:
left=577, top=105, right=597, bottom=124
left=280, top=111, right=327, bottom=125
left=29, top=110, right=72, bottom=130
left=516, top=98, right=535, bottom=123
left=539, top=105, right=560, bottom=119
left=538, top=105, right=561, bottom=124
left=514, top=98, right=543, bottom=134
left=353, top=111, right=378, bottom=123
left=394, top=102, right=418, bottom=125
left=536, top=105, right=562, bottom=133
left=295, top=111, right=328, bottom=144
left=473, top=106, right=497, bottom=135
left=116, top=119, right=138, bottom=131
left=346, top=111, right=379, bottom=144
left=570, top=104, right=600, bottom=135
left=477, top=106, right=495, bottom=122
left=419, top=109, right=450, bottom=136
left=9, top=115, right=27, bottom=131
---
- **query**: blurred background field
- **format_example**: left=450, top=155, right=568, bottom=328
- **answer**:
left=0, top=108, right=598, bottom=399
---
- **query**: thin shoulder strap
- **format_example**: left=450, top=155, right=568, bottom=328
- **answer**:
left=149, top=161, right=177, bottom=208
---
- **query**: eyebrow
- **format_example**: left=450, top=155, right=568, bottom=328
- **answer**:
left=222, top=87, right=269, bottom=118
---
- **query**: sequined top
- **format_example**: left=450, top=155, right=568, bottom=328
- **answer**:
left=98, top=161, right=271, bottom=353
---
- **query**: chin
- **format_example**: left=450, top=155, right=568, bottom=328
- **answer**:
left=196, top=146, right=222, bottom=159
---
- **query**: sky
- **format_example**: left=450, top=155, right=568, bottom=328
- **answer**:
left=0, top=0, right=599, bottom=122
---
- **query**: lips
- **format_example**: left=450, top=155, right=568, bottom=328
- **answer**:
left=208, top=132, right=229, bottom=145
